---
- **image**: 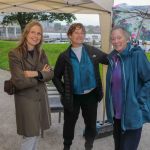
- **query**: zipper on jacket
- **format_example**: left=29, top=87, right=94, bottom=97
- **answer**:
left=117, top=54, right=127, bottom=131
left=108, top=58, right=114, bottom=122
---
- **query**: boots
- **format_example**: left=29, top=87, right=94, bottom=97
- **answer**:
left=85, top=139, right=93, bottom=150
left=85, top=145, right=92, bottom=150
left=63, top=145, right=70, bottom=150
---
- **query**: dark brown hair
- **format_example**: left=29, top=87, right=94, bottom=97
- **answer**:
left=67, top=23, right=86, bottom=37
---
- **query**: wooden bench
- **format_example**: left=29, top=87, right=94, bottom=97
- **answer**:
left=47, top=86, right=63, bottom=123
left=41, top=85, right=63, bottom=138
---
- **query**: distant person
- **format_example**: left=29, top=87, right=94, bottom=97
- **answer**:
left=130, top=33, right=139, bottom=46
left=106, top=26, right=150, bottom=150
left=141, top=40, right=146, bottom=51
left=8, top=20, right=53, bottom=150
left=53, top=23, right=108, bottom=150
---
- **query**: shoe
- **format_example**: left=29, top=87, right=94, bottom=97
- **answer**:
left=85, top=148, right=92, bottom=150
left=63, top=146, right=70, bottom=150
left=85, top=140, right=93, bottom=150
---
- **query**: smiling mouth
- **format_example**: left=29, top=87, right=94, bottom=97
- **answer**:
left=31, top=39, right=39, bottom=42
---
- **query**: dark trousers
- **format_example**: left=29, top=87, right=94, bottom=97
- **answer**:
left=113, top=118, right=142, bottom=150
left=63, top=89, right=98, bottom=149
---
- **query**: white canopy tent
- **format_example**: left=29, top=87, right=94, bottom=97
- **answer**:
left=0, top=0, right=113, bottom=13
left=0, top=0, right=113, bottom=53
left=0, top=1, right=113, bottom=112
left=0, top=0, right=114, bottom=118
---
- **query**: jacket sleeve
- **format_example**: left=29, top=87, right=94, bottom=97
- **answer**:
left=9, top=50, right=38, bottom=90
left=52, top=53, right=65, bottom=95
left=95, top=47, right=109, bottom=65
left=38, top=50, right=54, bottom=82
left=137, top=51, right=150, bottom=104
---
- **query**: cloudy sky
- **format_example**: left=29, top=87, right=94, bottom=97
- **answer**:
left=114, top=0, right=150, bottom=6
left=58, top=0, right=150, bottom=26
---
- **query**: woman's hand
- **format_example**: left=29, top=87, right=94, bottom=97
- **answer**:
left=24, top=71, right=38, bottom=78
left=42, top=64, right=52, bottom=72
left=23, top=64, right=52, bottom=78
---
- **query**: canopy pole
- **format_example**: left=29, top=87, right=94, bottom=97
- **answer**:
left=94, top=12, right=113, bottom=139
left=99, top=12, right=112, bottom=123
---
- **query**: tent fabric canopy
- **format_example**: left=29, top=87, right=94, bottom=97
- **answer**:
left=0, top=0, right=113, bottom=109
left=0, top=0, right=114, bottom=53
left=0, top=0, right=113, bottom=13
left=0, top=0, right=113, bottom=58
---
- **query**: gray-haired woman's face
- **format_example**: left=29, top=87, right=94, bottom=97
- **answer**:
left=111, top=29, right=128, bottom=52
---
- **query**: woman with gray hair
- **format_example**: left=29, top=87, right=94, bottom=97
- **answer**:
left=106, top=26, right=150, bottom=150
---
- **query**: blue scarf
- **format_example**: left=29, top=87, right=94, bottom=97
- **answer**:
left=70, top=46, right=96, bottom=94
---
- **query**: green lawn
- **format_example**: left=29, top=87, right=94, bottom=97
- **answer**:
left=147, top=53, right=150, bottom=61
left=0, top=40, right=150, bottom=71
left=0, top=40, right=69, bottom=70
left=0, top=41, right=17, bottom=70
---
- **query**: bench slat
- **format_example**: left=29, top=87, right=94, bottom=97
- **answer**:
left=47, top=86, right=63, bottom=119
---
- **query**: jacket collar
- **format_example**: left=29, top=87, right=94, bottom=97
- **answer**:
left=118, top=42, right=142, bottom=57
left=24, top=49, right=39, bottom=67
left=63, top=43, right=88, bottom=64
left=108, top=42, right=133, bottom=60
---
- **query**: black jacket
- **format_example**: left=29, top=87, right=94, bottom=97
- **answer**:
left=53, top=44, right=108, bottom=111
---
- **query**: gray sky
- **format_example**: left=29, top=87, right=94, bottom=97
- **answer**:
left=73, top=14, right=100, bottom=26
left=114, top=0, right=150, bottom=6
left=57, top=0, right=150, bottom=26
left=74, top=0, right=150, bottom=25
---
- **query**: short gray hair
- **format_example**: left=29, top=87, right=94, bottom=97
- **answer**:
left=111, top=26, right=130, bottom=40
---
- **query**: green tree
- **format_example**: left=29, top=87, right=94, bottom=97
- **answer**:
left=113, top=5, right=150, bottom=40
left=1, top=12, right=76, bottom=31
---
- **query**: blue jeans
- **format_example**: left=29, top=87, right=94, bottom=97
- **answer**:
left=21, top=136, right=39, bottom=150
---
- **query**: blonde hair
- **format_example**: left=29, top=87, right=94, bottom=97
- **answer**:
left=16, top=20, right=43, bottom=58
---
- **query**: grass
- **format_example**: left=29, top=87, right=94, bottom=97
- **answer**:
left=0, top=41, right=17, bottom=70
left=0, top=40, right=69, bottom=70
left=43, top=43, right=69, bottom=66
left=0, top=40, right=150, bottom=71
left=146, top=53, right=150, bottom=61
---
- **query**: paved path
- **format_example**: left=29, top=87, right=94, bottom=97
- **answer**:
left=0, top=69, right=149, bottom=150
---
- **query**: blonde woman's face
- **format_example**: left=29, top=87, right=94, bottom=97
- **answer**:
left=26, top=25, right=42, bottom=50
left=111, top=29, right=128, bottom=52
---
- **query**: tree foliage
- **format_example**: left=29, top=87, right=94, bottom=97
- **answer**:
left=113, top=5, right=150, bottom=40
left=1, top=12, right=76, bottom=31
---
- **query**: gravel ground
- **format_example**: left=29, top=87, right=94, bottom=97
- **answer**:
left=0, top=69, right=149, bottom=150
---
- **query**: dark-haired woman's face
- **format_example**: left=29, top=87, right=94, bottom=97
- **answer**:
left=26, top=25, right=42, bottom=50
left=111, top=29, right=128, bottom=52
left=69, top=27, right=85, bottom=47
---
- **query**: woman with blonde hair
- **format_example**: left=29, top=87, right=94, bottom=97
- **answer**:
left=8, top=20, right=53, bottom=150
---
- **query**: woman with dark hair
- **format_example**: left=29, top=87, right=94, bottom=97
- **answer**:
left=53, top=23, right=108, bottom=150
left=8, top=20, right=53, bottom=150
